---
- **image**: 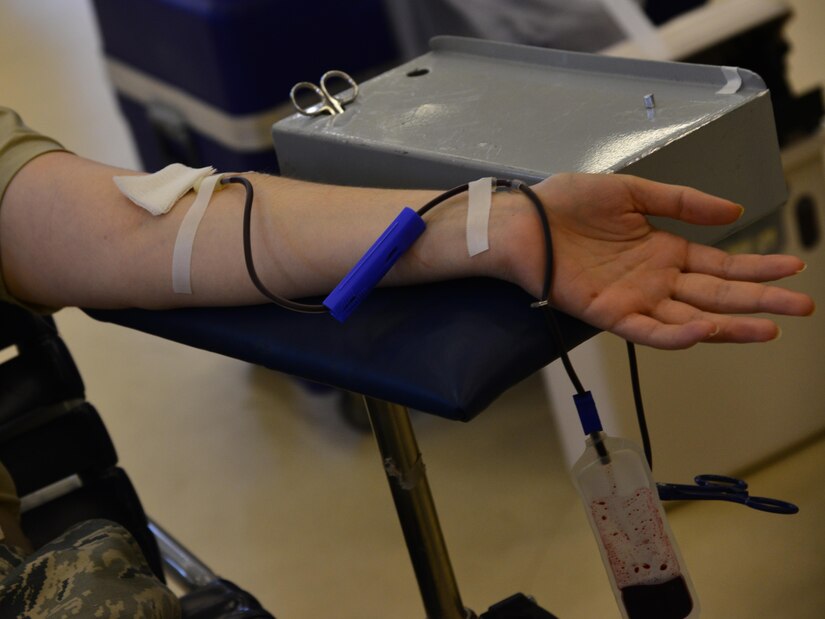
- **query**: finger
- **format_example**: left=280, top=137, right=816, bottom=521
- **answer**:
left=684, top=244, right=807, bottom=282
left=673, top=273, right=815, bottom=316
left=610, top=313, right=717, bottom=350
left=619, top=175, right=743, bottom=225
left=651, top=298, right=782, bottom=343
left=702, top=316, right=781, bottom=343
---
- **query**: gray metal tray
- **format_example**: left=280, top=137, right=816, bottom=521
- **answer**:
left=273, top=36, right=786, bottom=245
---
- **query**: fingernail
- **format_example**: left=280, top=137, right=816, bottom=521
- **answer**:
left=703, top=326, right=720, bottom=340
left=797, top=263, right=808, bottom=273
left=770, top=327, right=783, bottom=341
left=736, top=205, right=745, bottom=219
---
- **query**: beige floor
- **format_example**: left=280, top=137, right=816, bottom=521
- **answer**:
left=2, top=1, right=825, bottom=617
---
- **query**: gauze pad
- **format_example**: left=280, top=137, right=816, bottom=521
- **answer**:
left=114, top=163, right=215, bottom=215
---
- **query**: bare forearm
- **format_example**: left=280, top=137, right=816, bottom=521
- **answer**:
left=0, top=152, right=528, bottom=309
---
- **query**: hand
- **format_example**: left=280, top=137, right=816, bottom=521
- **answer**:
left=515, top=173, right=815, bottom=349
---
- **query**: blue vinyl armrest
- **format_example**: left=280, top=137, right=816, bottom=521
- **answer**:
left=85, top=278, right=598, bottom=421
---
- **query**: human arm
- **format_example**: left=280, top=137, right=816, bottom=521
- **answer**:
left=0, top=151, right=519, bottom=309
left=0, top=151, right=814, bottom=349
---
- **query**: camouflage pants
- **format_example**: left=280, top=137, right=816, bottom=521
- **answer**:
left=0, top=519, right=180, bottom=618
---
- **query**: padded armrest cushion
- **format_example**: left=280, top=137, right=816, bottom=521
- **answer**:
left=86, top=278, right=598, bottom=421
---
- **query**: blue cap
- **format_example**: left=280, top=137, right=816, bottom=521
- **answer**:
left=323, top=207, right=426, bottom=322
left=574, top=391, right=603, bottom=435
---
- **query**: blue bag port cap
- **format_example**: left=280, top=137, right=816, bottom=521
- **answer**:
left=324, top=207, right=426, bottom=322
left=574, top=391, right=603, bottom=435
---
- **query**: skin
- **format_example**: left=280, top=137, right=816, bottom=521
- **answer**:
left=0, top=151, right=814, bottom=351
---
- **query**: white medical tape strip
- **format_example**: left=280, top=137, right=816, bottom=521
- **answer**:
left=114, top=163, right=214, bottom=216
left=172, top=173, right=223, bottom=294
left=716, top=66, right=743, bottom=95
left=467, top=177, right=494, bottom=257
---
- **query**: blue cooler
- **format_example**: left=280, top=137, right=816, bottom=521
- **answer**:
left=92, top=0, right=398, bottom=173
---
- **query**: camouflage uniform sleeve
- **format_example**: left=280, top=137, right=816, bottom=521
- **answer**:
left=0, top=519, right=180, bottom=618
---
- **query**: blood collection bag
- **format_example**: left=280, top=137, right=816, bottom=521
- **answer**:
left=571, top=433, right=700, bottom=619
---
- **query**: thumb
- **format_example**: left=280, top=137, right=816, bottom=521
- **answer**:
left=620, top=175, right=744, bottom=226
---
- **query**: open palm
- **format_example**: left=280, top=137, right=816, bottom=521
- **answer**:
left=525, top=173, right=814, bottom=349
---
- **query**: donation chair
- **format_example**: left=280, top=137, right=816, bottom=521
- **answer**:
left=85, top=278, right=599, bottom=618
left=0, top=301, right=274, bottom=618
left=1, top=280, right=593, bottom=618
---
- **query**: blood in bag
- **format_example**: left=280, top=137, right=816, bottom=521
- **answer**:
left=571, top=433, right=699, bottom=619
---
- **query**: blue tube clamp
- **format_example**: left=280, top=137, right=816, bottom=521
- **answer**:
left=323, top=207, right=426, bottom=322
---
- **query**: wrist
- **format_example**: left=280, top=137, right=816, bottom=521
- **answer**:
left=491, top=186, right=548, bottom=299
left=388, top=183, right=547, bottom=297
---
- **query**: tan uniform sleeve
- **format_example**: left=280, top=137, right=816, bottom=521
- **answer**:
left=0, top=107, right=67, bottom=311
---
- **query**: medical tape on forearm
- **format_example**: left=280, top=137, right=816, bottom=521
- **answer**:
left=171, top=173, right=224, bottom=293
left=114, top=163, right=223, bottom=294
left=466, top=177, right=495, bottom=256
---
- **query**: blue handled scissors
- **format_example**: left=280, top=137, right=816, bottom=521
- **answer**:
left=657, top=474, right=799, bottom=514
left=290, top=70, right=359, bottom=116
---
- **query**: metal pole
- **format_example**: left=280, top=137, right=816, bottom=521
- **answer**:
left=363, top=396, right=475, bottom=619
left=148, top=518, right=218, bottom=591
